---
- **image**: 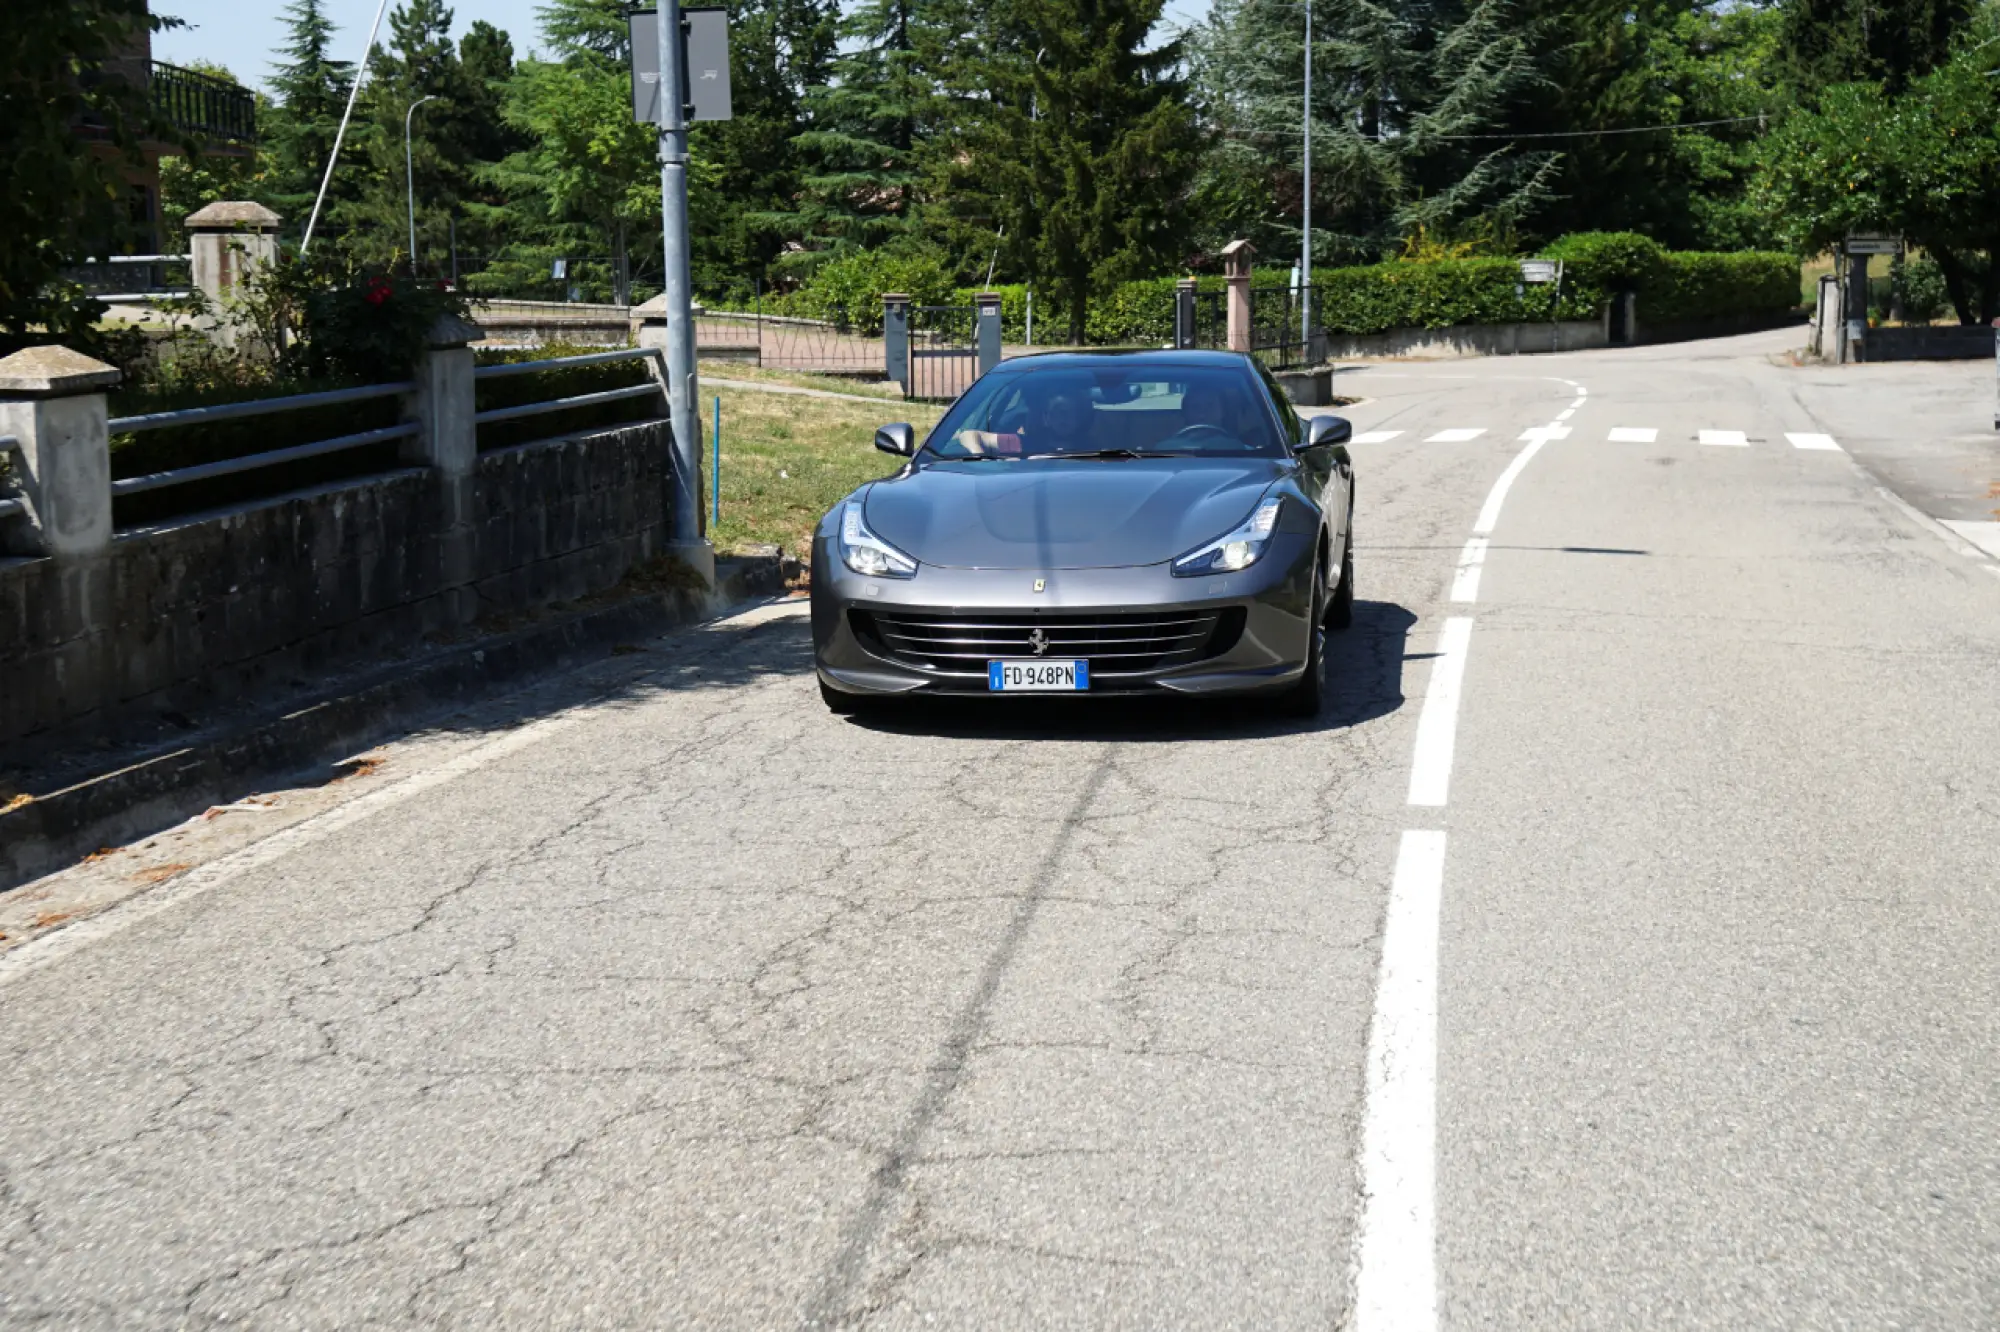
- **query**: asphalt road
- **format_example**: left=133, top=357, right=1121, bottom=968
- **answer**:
left=3, top=330, right=1997, bottom=1328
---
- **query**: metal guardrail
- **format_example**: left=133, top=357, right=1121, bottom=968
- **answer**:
left=472, top=348, right=663, bottom=427
left=108, top=382, right=414, bottom=435
left=472, top=347, right=658, bottom=380
left=151, top=61, right=257, bottom=144
left=0, top=434, right=23, bottom=521
left=107, top=383, right=417, bottom=498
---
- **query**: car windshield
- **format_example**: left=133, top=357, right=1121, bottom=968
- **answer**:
left=922, top=364, right=1286, bottom=461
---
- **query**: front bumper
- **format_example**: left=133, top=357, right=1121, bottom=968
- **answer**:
left=811, top=532, right=1318, bottom=698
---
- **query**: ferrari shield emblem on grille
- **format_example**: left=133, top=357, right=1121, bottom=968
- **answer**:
left=1028, top=628, right=1050, bottom=656
left=1033, top=578, right=1046, bottom=593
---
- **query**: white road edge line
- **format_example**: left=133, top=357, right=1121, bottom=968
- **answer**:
left=0, top=599, right=813, bottom=988
left=1449, top=538, right=1489, bottom=604
left=1407, top=618, right=1473, bottom=807
left=0, top=713, right=585, bottom=990
left=1352, top=828, right=1447, bottom=1332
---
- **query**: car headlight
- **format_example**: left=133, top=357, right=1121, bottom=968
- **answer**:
left=1172, top=496, right=1283, bottom=577
left=839, top=499, right=917, bottom=578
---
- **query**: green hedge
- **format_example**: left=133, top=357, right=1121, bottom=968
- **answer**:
left=1541, top=232, right=1799, bottom=322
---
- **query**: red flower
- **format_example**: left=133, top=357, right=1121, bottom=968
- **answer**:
left=363, top=276, right=392, bottom=306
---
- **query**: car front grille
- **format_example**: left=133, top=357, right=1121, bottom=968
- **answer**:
left=855, top=607, right=1242, bottom=678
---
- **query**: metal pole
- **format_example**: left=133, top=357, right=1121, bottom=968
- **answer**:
left=405, top=94, right=438, bottom=275
left=303, top=0, right=392, bottom=255
left=1301, top=0, right=1312, bottom=353
left=657, top=0, right=705, bottom=562
left=713, top=395, right=721, bottom=528
left=1026, top=287, right=1034, bottom=348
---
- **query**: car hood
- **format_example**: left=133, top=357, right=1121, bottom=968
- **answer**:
left=863, top=457, right=1288, bottom=569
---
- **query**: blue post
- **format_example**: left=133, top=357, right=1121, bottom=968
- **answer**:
left=711, top=395, right=721, bottom=529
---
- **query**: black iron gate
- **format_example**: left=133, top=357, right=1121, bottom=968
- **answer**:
left=909, top=304, right=978, bottom=403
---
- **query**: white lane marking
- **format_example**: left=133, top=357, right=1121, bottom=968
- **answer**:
left=1449, top=538, right=1489, bottom=604
left=1472, top=436, right=1548, bottom=536
left=1607, top=427, right=1656, bottom=443
left=1787, top=432, right=1841, bottom=452
left=1940, top=520, right=2000, bottom=561
left=1407, top=618, right=1473, bottom=808
left=1352, top=828, right=1447, bottom=1332
left=1354, top=430, right=1404, bottom=444
left=1427, top=428, right=1485, bottom=443
left=1517, top=425, right=1571, bottom=441
left=1698, top=429, right=1748, bottom=447
left=1555, top=407, right=1575, bottom=422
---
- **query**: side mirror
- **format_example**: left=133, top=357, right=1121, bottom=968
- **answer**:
left=1306, top=414, right=1353, bottom=447
left=875, top=423, right=916, bottom=456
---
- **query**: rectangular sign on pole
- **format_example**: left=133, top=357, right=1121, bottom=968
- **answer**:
left=630, top=9, right=732, bottom=124
left=1845, top=238, right=1900, bottom=255
left=1518, top=259, right=1558, bottom=284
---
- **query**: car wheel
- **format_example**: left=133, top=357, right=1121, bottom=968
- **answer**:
left=1280, top=563, right=1326, bottom=718
left=820, top=678, right=861, bottom=715
left=1327, top=528, right=1355, bottom=631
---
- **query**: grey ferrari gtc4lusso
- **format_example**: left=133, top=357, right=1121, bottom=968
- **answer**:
left=811, top=350, right=1356, bottom=715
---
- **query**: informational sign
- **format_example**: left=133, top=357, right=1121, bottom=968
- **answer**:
left=629, top=9, right=733, bottom=124
left=1519, top=259, right=1559, bottom=284
left=1845, top=234, right=1901, bottom=255
left=551, top=258, right=568, bottom=279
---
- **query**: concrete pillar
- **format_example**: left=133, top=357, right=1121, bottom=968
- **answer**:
left=185, top=201, right=282, bottom=347
left=0, top=346, right=121, bottom=559
left=974, top=292, right=1003, bottom=376
left=883, top=295, right=911, bottom=392
left=1174, top=278, right=1197, bottom=350
left=406, top=315, right=483, bottom=624
left=1221, top=239, right=1255, bottom=355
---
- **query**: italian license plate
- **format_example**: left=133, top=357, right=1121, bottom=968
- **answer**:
left=988, top=660, right=1089, bottom=692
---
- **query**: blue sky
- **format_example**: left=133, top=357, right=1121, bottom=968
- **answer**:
left=155, top=0, right=1210, bottom=93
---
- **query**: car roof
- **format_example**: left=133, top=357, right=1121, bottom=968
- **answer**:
left=986, top=350, right=1256, bottom=375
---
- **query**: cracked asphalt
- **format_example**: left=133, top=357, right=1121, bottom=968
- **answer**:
left=3, top=329, right=1998, bottom=1328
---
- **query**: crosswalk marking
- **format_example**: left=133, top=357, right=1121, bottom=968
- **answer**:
left=1353, top=430, right=1403, bottom=444
left=1607, top=427, right=1656, bottom=443
left=1698, top=429, right=1749, bottom=447
left=1786, top=432, right=1842, bottom=452
left=1427, top=428, right=1485, bottom=443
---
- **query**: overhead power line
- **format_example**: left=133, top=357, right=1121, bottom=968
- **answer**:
left=1216, top=113, right=1768, bottom=142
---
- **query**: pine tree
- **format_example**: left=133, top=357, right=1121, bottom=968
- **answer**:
left=931, top=0, right=1201, bottom=341
left=1777, top=0, right=1970, bottom=97
left=265, top=0, right=356, bottom=225
left=780, top=0, right=934, bottom=269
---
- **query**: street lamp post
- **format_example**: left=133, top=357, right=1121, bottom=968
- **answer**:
left=405, top=94, right=440, bottom=275
left=1301, top=1, right=1313, bottom=354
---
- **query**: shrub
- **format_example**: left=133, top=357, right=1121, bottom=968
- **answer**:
left=1645, top=252, right=1800, bottom=322
left=1900, top=255, right=1952, bottom=323
left=790, top=249, right=957, bottom=332
left=1540, top=232, right=1669, bottom=290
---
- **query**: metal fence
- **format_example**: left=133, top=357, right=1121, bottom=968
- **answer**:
left=68, top=254, right=193, bottom=303
left=150, top=61, right=258, bottom=144
left=697, top=284, right=887, bottom=378
left=1183, top=286, right=1325, bottom=369
left=909, top=305, right=978, bottom=403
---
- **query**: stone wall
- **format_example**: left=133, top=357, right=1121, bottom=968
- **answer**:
left=0, top=422, right=672, bottom=744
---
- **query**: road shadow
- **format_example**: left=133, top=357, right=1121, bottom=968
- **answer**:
left=844, top=599, right=1417, bottom=743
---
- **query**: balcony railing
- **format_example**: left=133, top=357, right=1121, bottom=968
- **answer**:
left=149, top=61, right=256, bottom=145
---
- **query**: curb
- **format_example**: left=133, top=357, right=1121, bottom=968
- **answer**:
left=0, top=554, right=788, bottom=892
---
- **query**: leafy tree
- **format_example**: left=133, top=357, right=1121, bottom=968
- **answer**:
left=0, top=0, right=187, bottom=350
left=1759, top=24, right=2000, bottom=322
left=930, top=0, right=1202, bottom=342
left=1776, top=0, right=1971, bottom=96
left=481, top=0, right=687, bottom=301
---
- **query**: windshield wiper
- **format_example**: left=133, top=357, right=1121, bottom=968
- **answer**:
left=1036, top=448, right=1174, bottom=460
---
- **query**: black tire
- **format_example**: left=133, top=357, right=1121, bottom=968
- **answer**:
left=1327, top=529, right=1355, bottom=631
left=1280, top=563, right=1327, bottom=718
left=820, top=678, right=861, bottom=714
